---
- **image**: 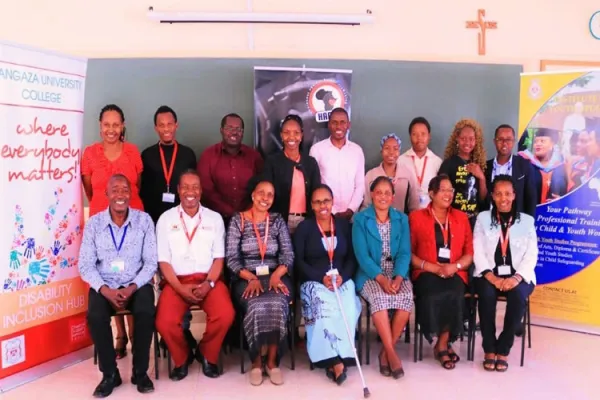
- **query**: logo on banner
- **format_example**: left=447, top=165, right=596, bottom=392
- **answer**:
left=1, top=335, right=26, bottom=369
left=307, top=81, right=347, bottom=123
left=528, top=79, right=542, bottom=99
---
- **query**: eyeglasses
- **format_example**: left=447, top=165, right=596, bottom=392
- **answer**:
left=312, top=199, right=332, bottom=206
left=437, top=188, right=455, bottom=194
left=223, top=126, right=243, bottom=133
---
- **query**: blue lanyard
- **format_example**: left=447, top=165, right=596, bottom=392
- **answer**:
left=108, top=225, right=128, bottom=253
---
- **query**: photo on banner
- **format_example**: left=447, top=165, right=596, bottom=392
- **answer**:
left=0, top=41, right=89, bottom=381
left=519, top=70, right=600, bottom=334
left=253, top=66, right=352, bottom=157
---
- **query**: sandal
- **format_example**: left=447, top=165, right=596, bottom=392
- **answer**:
left=378, top=352, right=391, bottom=377
left=447, top=345, right=460, bottom=363
left=483, top=358, right=496, bottom=371
left=434, top=350, right=455, bottom=370
left=115, top=336, right=128, bottom=359
left=495, top=359, right=509, bottom=372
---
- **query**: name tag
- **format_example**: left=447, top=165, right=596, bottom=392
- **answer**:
left=321, top=237, right=338, bottom=250
left=326, top=268, right=339, bottom=277
left=162, top=192, right=175, bottom=203
left=256, top=265, right=270, bottom=276
left=110, top=259, right=125, bottom=273
left=419, top=193, right=429, bottom=206
left=438, top=247, right=450, bottom=260
left=497, top=265, right=512, bottom=276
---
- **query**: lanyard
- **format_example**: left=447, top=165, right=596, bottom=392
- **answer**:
left=159, top=141, right=178, bottom=192
left=411, top=155, right=428, bottom=186
left=251, top=212, right=269, bottom=263
left=498, top=213, right=512, bottom=264
left=108, top=225, right=128, bottom=254
left=180, top=207, right=202, bottom=244
left=432, top=211, right=449, bottom=248
left=316, top=217, right=336, bottom=267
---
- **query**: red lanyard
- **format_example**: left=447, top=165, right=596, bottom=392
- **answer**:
left=159, top=141, right=178, bottom=192
left=179, top=207, right=201, bottom=244
left=411, top=155, right=428, bottom=186
left=432, top=211, right=449, bottom=248
left=316, top=217, right=336, bottom=267
left=498, top=213, right=512, bottom=264
left=251, top=212, right=269, bottom=263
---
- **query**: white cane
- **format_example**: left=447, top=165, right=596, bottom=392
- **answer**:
left=328, top=269, right=371, bottom=398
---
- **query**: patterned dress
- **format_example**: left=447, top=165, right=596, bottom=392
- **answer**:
left=226, top=212, right=294, bottom=360
left=360, top=221, right=414, bottom=314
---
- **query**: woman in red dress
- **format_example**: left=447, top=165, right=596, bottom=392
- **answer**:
left=81, top=104, right=144, bottom=358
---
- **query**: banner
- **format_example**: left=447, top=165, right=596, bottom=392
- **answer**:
left=519, top=70, right=600, bottom=333
left=0, top=42, right=90, bottom=379
left=253, top=66, right=352, bottom=157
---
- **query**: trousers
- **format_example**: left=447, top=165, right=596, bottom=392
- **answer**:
left=476, top=277, right=534, bottom=355
left=87, top=284, right=156, bottom=376
left=156, top=274, right=235, bottom=367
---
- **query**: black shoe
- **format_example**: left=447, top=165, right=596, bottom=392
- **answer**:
left=195, top=350, right=220, bottom=378
left=131, top=372, right=154, bottom=394
left=515, top=325, right=524, bottom=337
left=92, top=370, right=122, bottom=398
left=169, top=363, right=189, bottom=382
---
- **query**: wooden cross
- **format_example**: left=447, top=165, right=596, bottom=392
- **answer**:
left=466, top=9, right=497, bottom=56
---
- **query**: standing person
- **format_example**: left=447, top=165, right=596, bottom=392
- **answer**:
left=399, top=117, right=443, bottom=209
left=140, top=105, right=197, bottom=224
left=81, top=104, right=143, bottom=359
left=78, top=174, right=157, bottom=397
left=262, top=114, right=321, bottom=235
left=473, top=175, right=537, bottom=372
left=439, top=118, right=488, bottom=228
left=155, top=170, right=235, bottom=381
left=484, top=124, right=537, bottom=217
left=309, top=108, right=365, bottom=220
left=363, top=133, right=420, bottom=214
left=140, top=106, right=198, bottom=359
left=197, top=113, right=264, bottom=226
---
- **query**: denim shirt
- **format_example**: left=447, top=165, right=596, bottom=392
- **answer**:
left=78, top=208, right=158, bottom=292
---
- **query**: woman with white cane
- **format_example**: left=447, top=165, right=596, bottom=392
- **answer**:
left=293, top=185, right=362, bottom=386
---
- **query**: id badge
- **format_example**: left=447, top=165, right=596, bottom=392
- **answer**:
left=438, top=247, right=450, bottom=260
left=419, top=193, right=430, bottom=206
left=497, top=265, right=511, bottom=276
left=256, top=265, right=270, bottom=276
left=162, top=192, right=175, bottom=203
left=326, top=268, right=339, bottom=277
left=110, top=259, right=125, bottom=273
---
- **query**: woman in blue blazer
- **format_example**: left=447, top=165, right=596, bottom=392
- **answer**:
left=353, top=176, right=413, bottom=379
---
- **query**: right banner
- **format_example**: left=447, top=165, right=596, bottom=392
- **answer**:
left=519, top=70, right=600, bottom=333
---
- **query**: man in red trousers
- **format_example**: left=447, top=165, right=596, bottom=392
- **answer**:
left=155, top=169, right=235, bottom=381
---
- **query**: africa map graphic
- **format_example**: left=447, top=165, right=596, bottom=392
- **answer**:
left=4, top=187, right=80, bottom=292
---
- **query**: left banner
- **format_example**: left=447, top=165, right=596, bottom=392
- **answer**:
left=0, top=42, right=89, bottom=379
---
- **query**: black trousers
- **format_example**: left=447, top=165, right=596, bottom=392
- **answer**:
left=87, top=285, right=156, bottom=376
left=475, top=278, right=534, bottom=356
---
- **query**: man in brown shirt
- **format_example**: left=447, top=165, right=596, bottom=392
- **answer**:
left=197, top=113, right=263, bottom=225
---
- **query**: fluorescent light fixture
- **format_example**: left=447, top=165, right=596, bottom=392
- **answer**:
left=146, top=8, right=375, bottom=26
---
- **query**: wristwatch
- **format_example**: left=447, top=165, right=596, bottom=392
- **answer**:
left=457, top=263, right=462, bottom=270
left=207, top=280, right=215, bottom=289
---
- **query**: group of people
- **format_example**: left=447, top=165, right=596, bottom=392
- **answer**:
left=79, top=105, right=540, bottom=398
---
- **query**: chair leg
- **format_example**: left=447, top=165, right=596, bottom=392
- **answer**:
left=93, top=346, right=98, bottom=365
left=520, top=318, right=526, bottom=367
left=405, top=320, right=411, bottom=344
left=365, top=305, right=371, bottom=366
left=289, top=307, right=295, bottom=371
left=413, top=319, right=418, bottom=363
left=418, top=325, right=423, bottom=361
left=527, top=301, right=532, bottom=349
left=154, top=332, right=159, bottom=380
left=470, top=298, right=478, bottom=362
left=239, top=315, right=245, bottom=374
left=167, top=348, right=172, bottom=376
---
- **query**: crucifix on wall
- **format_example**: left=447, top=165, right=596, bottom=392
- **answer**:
left=466, top=9, right=497, bottom=56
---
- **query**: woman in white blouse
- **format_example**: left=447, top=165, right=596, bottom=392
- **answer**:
left=473, top=174, right=537, bottom=372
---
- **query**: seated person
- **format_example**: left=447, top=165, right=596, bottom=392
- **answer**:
left=409, top=174, right=473, bottom=370
left=353, top=176, right=413, bottom=379
left=78, top=174, right=157, bottom=398
left=155, top=170, right=235, bottom=381
left=293, top=184, right=361, bottom=386
left=473, top=175, right=537, bottom=372
left=226, top=179, right=294, bottom=386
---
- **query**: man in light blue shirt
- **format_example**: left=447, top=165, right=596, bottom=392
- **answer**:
left=79, top=174, right=157, bottom=398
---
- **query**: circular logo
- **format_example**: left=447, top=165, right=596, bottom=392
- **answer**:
left=528, top=79, right=542, bottom=100
left=306, top=81, right=346, bottom=115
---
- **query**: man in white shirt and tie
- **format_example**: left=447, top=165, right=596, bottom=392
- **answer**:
left=399, top=117, right=443, bottom=208
left=155, top=170, right=235, bottom=381
left=309, top=107, right=365, bottom=220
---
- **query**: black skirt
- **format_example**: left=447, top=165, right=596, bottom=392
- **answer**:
left=414, top=273, right=465, bottom=343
